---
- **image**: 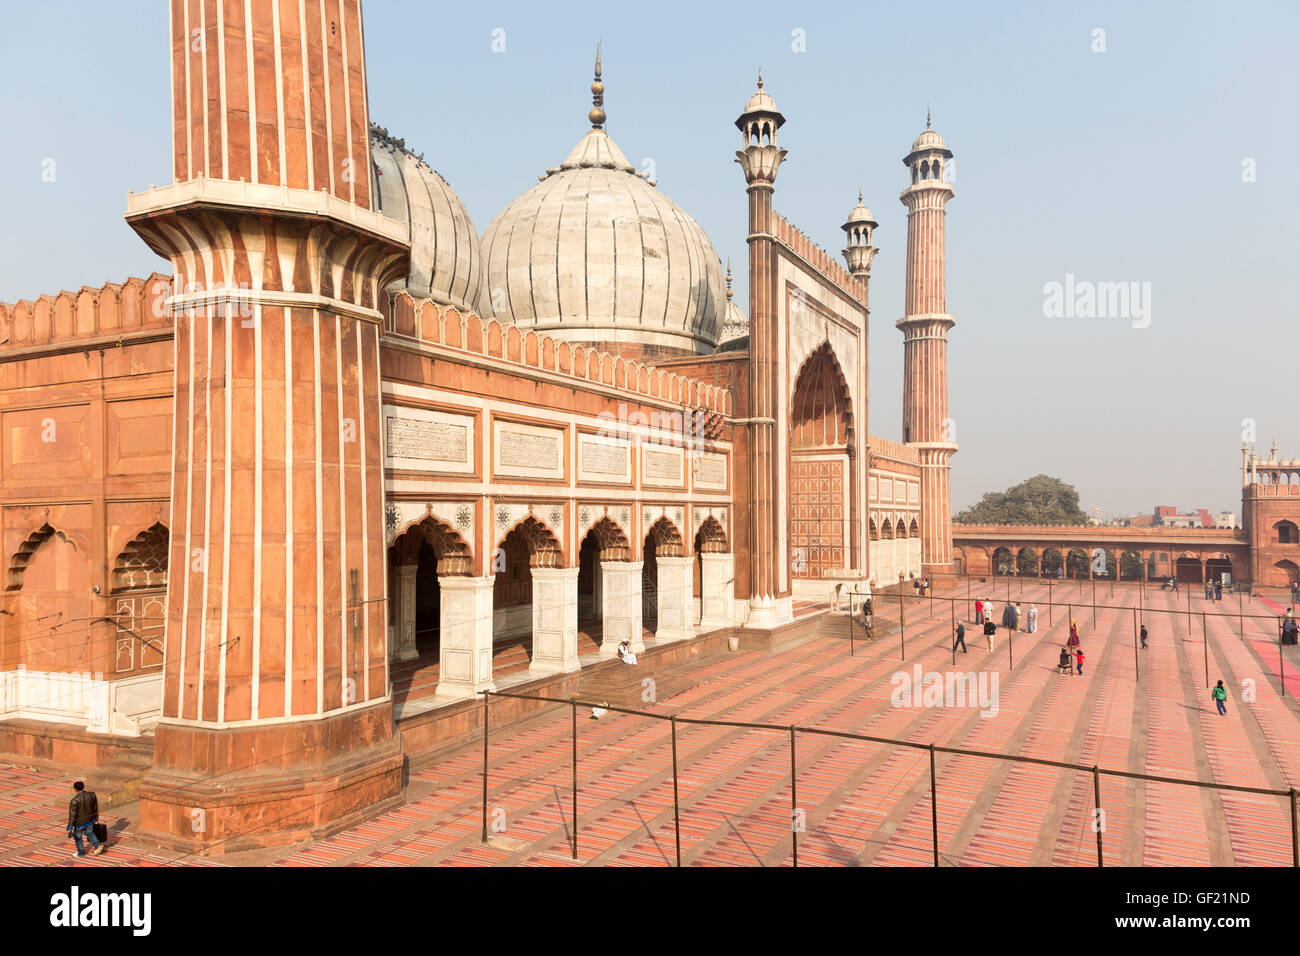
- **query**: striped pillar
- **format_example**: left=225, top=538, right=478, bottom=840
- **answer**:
left=126, top=0, right=411, bottom=853
left=898, top=141, right=957, bottom=573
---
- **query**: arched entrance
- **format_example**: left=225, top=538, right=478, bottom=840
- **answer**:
left=1119, top=550, right=1144, bottom=581
left=1066, top=549, right=1090, bottom=580
left=643, top=517, right=691, bottom=642
left=388, top=515, right=472, bottom=663
left=992, top=547, right=1014, bottom=576
left=578, top=516, right=635, bottom=656
left=1041, top=548, right=1063, bottom=578
left=789, top=343, right=855, bottom=584
left=1175, top=556, right=1203, bottom=584
left=1205, top=556, right=1233, bottom=586
left=695, top=516, right=733, bottom=630
left=1016, top=547, right=1039, bottom=577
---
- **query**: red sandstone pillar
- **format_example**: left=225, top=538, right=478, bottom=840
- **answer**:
left=734, top=77, right=788, bottom=627
left=125, top=0, right=410, bottom=853
left=899, top=123, right=957, bottom=574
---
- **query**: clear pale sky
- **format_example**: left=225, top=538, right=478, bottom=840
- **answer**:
left=1, top=1, right=1295, bottom=518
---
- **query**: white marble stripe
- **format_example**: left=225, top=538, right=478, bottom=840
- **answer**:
left=197, top=305, right=213, bottom=721
left=314, top=309, right=325, bottom=714
left=298, top=0, right=313, bottom=193
left=271, top=0, right=286, bottom=187
left=251, top=295, right=263, bottom=719
left=218, top=291, right=232, bottom=723
left=318, top=0, right=335, bottom=199
left=216, top=0, right=228, bottom=180
left=284, top=303, right=294, bottom=717
left=244, top=0, right=257, bottom=184
left=336, top=311, right=347, bottom=707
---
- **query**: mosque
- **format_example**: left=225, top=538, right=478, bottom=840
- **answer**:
left=0, top=0, right=958, bottom=850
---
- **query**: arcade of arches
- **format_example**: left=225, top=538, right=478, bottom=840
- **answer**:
left=383, top=510, right=733, bottom=699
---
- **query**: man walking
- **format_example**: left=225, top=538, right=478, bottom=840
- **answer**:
left=983, top=618, right=997, bottom=651
left=975, top=597, right=984, bottom=625
left=953, top=621, right=967, bottom=654
left=1140, top=623, right=1148, bottom=649
left=1212, top=680, right=1228, bottom=716
left=67, top=781, right=104, bottom=857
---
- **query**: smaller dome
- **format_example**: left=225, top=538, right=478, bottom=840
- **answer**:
left=843, top=189, right=877, bottom=229
left=911, top=128, right=947, bottom=152
left=370, top=125, right=490, bottom=316
left=719, top=260, right=748, bottom=345
left=736, top=70, right=785, bottom=129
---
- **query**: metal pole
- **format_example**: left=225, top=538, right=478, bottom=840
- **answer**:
left=1132, top=608, right=1139, bottom=682
left=577, top=697, right=582, bottom=863
left=481, top=692, right=490, bottom=843
left=899, top=589, right=906, bottom=660
left=1092, top=577, right=1096, bottom=627
left=929, top=743, right=940, bottom=867
left=1093, top=765, right=1104, bottom=867
left=1008, top=624, right=1014, bottom=670
left=951, top=598, right=956, bottom=666
left=670, top=715, right=681, bottom=867
left=1048, top=580, right=1053, bottom=627
left=1203, top=612, right=1209, bottom=690
left=1239, top=589, right=1244, bottom=638
left=1281, top=619, right=1286, bottom=699
left=1291, top=788, right=1298, bottom=868
left=790, top=726, right=798, bottom=868
left=848, top=603, right=853, bottom=657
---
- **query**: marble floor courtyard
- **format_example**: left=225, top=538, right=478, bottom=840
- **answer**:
left=2, top=580, right=1298, bottom=867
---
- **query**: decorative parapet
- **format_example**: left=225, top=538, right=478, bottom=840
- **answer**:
left=868, top=434, right=922, bottom=465
left=386, top=291, right=732, bottom=417
left=0, top=274, right=173, bottom=353
left=770, top=212, right=869, bottom=308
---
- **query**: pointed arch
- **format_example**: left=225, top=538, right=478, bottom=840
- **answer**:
left=696, top=516, right=729, bottom=553
left=8, top=524, right=77, bottom=591
left=392, top=515, right=473, bottom=575
left=586, top=516, right=630, bottom=561
left=498, top=515, right=563, bottom=568
left=645, top=516, right=684, bottom=557
left=112, top=523, right=170, bottom=592
left=791, top=341, right=854, bottom=451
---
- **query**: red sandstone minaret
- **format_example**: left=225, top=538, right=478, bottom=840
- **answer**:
left=126, top=0, right=409, bottom=852
left=735, top=72, right=789, bottom=628
left=898, top=114, right=957, bottom=573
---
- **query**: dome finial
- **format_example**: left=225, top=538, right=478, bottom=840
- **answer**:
left=588, top=43, right=606, bottom=129
left=926, top=105, right=931, bottom=129
left=858, top=187, right=863, bottom=203
left=757, top=67, right=763, bottom=88
left=725, top=259, right=734, bottom=300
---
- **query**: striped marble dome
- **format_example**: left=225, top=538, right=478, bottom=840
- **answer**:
left=481, top=125, right=725, bottom=356
left=369, top=126, right=490, bottom=316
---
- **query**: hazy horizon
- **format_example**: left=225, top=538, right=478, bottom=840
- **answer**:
left=1, top=0, right=1294, bottom=519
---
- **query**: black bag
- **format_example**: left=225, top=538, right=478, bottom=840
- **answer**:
left=92, top=822, right=108, bottom=844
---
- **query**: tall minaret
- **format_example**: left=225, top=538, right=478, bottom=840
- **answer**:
left=898, top=115, right=957, bottom=572
left=126, top=0, right=410, bottom=851
left=735, top=71, right=789, bottom=627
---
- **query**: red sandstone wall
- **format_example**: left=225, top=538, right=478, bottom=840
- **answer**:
left=0, top=277, right=174, bottom=677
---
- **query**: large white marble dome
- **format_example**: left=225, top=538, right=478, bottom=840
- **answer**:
left=481, top=77, right=725, bottom=357
left=369, top=125, right=491, bottom=316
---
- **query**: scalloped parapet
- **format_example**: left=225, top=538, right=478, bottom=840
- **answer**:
left=770, top=212, right=869, bottom=308
left=0, top=273, right=173, bottom=352
left=386, top=291, right=732, bottom=417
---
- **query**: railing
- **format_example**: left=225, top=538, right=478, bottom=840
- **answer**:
left=478, top=684, right=1300, bottom=867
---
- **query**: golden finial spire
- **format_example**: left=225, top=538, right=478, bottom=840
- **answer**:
left=725, top=259, right=734, bottom=300
left=926, top=105, right=932, bottom=129
left=589, top=43, right=606, bottom=129
left=757, top=67, right=763, bottom=88
left=858, top=187, right=863, bottom=203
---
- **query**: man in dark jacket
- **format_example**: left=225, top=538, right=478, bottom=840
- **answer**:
left=67, top=781, right=104, bottom=857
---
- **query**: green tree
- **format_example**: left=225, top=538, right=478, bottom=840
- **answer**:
left=954, top=475, right=1091, bottom=526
